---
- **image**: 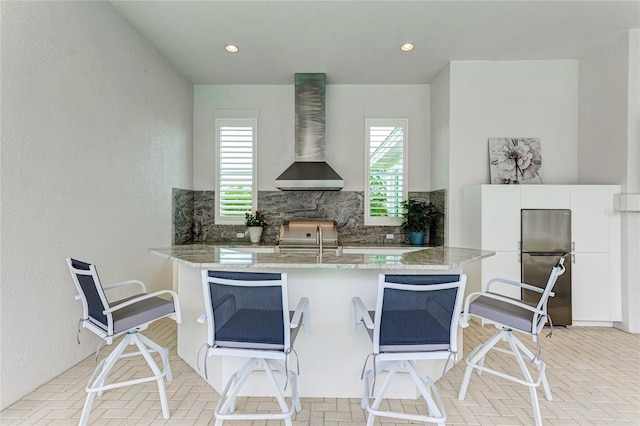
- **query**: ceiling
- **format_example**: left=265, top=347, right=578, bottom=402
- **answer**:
left=110, top=0, right=639, bottom=85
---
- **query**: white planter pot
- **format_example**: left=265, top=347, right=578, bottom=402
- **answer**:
left=247, top=226, right=263, bottom=244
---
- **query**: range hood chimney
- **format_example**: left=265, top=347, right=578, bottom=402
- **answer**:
left=275, top=73, right=344, bottom=190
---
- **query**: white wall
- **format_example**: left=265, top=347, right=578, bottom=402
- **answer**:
left=628, top=31, right=640, bottom=194
left=0, top=1, right=193, bottom=408
left=430, top=64, right=451, bottom=194
left=193, top=84, right=430, bottom=192
left=630, top=31, right=640, bottom=194
left=578, top=30, right=640, bottom=333
left=447, top=60, right=579, bottom=245
left=628, top=30, right=640, bottom=333
left=578, top=35, right=630, bottom=185
left=193, top=85, right=292, bottom=191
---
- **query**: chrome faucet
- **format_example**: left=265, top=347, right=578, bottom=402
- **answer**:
left=316, top=223, right=323, bottom=254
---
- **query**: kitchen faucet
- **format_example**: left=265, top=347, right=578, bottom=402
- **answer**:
left=316, top=223, right=323, bottom=254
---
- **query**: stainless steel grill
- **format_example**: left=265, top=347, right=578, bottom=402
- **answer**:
left=277, top=220, right=339, bottom=250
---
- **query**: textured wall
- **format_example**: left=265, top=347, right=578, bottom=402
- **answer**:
left=578, top=34, right=630, bottom=185
left=193, top=84, right=431, bottom=192
left=0, top=2, right=193, bottom=408
left=578, top=31, right=640, bottom=333
left=447, top=60, right=579, bottom=246
left=173, top=189, right=446, bottom=246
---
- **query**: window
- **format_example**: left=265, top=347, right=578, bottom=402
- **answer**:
left=365, top=118, right=408, bottom=226
left=215, top=118, right=257, bottom=224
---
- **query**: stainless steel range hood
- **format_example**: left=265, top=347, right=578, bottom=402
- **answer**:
left=275, top=73, right=344, bottom=191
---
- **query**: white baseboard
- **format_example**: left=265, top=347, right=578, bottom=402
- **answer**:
left=571, top=320, right=614, bottom=327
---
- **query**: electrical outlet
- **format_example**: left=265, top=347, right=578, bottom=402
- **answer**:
left=236, top=232, right=245, bottom=239
left=386, top=234, right=394, bottom=239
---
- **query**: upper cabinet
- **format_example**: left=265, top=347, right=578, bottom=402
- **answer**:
left=570, top=185, right=619, bottom=253
left=461, top=185, right=521, bottom=297
left=520, top=185, right=571, bottom=209
left=480, top=185, right=521, bottom=252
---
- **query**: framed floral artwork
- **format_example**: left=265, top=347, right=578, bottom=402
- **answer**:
left=489, top=137, right=542, bottom=184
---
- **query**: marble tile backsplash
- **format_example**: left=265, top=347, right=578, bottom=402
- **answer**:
left=173, top=188, right=447, bottom=246
left=172, top=188, right=193, bottom=245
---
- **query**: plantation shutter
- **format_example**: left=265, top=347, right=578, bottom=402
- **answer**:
left=365, top=118, right=408, bottom=226
left=216, top=119, right=257, bottom=224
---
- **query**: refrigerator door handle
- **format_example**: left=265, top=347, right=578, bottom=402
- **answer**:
left=524, top=251, right=568, bottom=257
left=572, top=241, right=575, bottom=252
left=572, top=253, right=576, bottom=264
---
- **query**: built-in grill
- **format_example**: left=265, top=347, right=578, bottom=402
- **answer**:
left=277, top=220, right=339, bottom=251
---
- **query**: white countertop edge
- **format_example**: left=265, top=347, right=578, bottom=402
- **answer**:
left=150, top=245, right=494, bottom=270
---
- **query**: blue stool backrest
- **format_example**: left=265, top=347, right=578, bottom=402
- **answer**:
left=204, top=271, right=287, bottom=347
left=69, top=258, right=109, bottom=329
left=376, top=274, right=466, bottom=352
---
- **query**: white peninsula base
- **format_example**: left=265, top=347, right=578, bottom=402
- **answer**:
left=176, top=265, right=461, bottom=398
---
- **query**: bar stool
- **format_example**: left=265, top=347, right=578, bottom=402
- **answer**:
left=67, top=258, right=181, bottom=425
left=200, top=270, right=310, bottom=426
left=458, top=257, right=566, bottom=426
left=352, top=273, right=467, bottom=425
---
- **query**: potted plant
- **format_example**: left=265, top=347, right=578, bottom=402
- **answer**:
left=400, top=199, right=440, bottom=245
left=245, top=210, right=267, bottom=243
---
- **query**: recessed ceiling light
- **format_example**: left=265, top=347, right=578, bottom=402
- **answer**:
left=400, top=42, right=414, bottom=52
left=225, top=44, right=239, bottom=53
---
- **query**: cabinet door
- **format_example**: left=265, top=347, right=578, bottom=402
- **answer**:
left=481, top=251, right=521, bottom=299
left=571, top=185, right=616, bottom=253
left=520, top=185, right=571, bottom=209
left=572, top=252, right=610, bottom=322
left=481, top=185, right=521, bottom=252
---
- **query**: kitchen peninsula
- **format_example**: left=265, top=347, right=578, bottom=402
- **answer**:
left=151, top=244, right=494, bottom=398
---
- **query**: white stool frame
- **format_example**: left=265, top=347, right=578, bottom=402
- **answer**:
left=80, top=331, right=172, bottom=425
left=213, top=357, right=301, bottom=426
left=458, top=325, right=551, bottom=426
left=362, top=357, right=447, bottom=426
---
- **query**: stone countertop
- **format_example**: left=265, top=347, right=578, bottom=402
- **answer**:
left=150, top=244, right=494, bottom=270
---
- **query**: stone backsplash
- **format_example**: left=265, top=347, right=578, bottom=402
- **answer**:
left=173, top=188, right=194, bottom=244
left=173, top=188, right=447, bottom=246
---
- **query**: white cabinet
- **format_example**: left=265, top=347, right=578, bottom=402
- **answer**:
left=481, top=252, right=521, bottom=299
left=462, top=185, right=520, bottom=299
left=521, top=185, right=571, bottom=209
left=572, top=252, right=611, bottom=321
left=463, top=184, right=621, bottom=324
left=570, top=185, right=621, bottom=322
left=481, top=185, right=521, bottom=252
left=570, top=185, right=616, bottom=253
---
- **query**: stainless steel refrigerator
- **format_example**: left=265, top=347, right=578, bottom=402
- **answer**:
left=521, top=209, right=572, bottom=326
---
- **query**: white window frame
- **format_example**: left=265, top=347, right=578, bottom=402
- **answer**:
left=215, top=117, right=258, bottom=225
left=364, top=117, right=408, bottom=226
